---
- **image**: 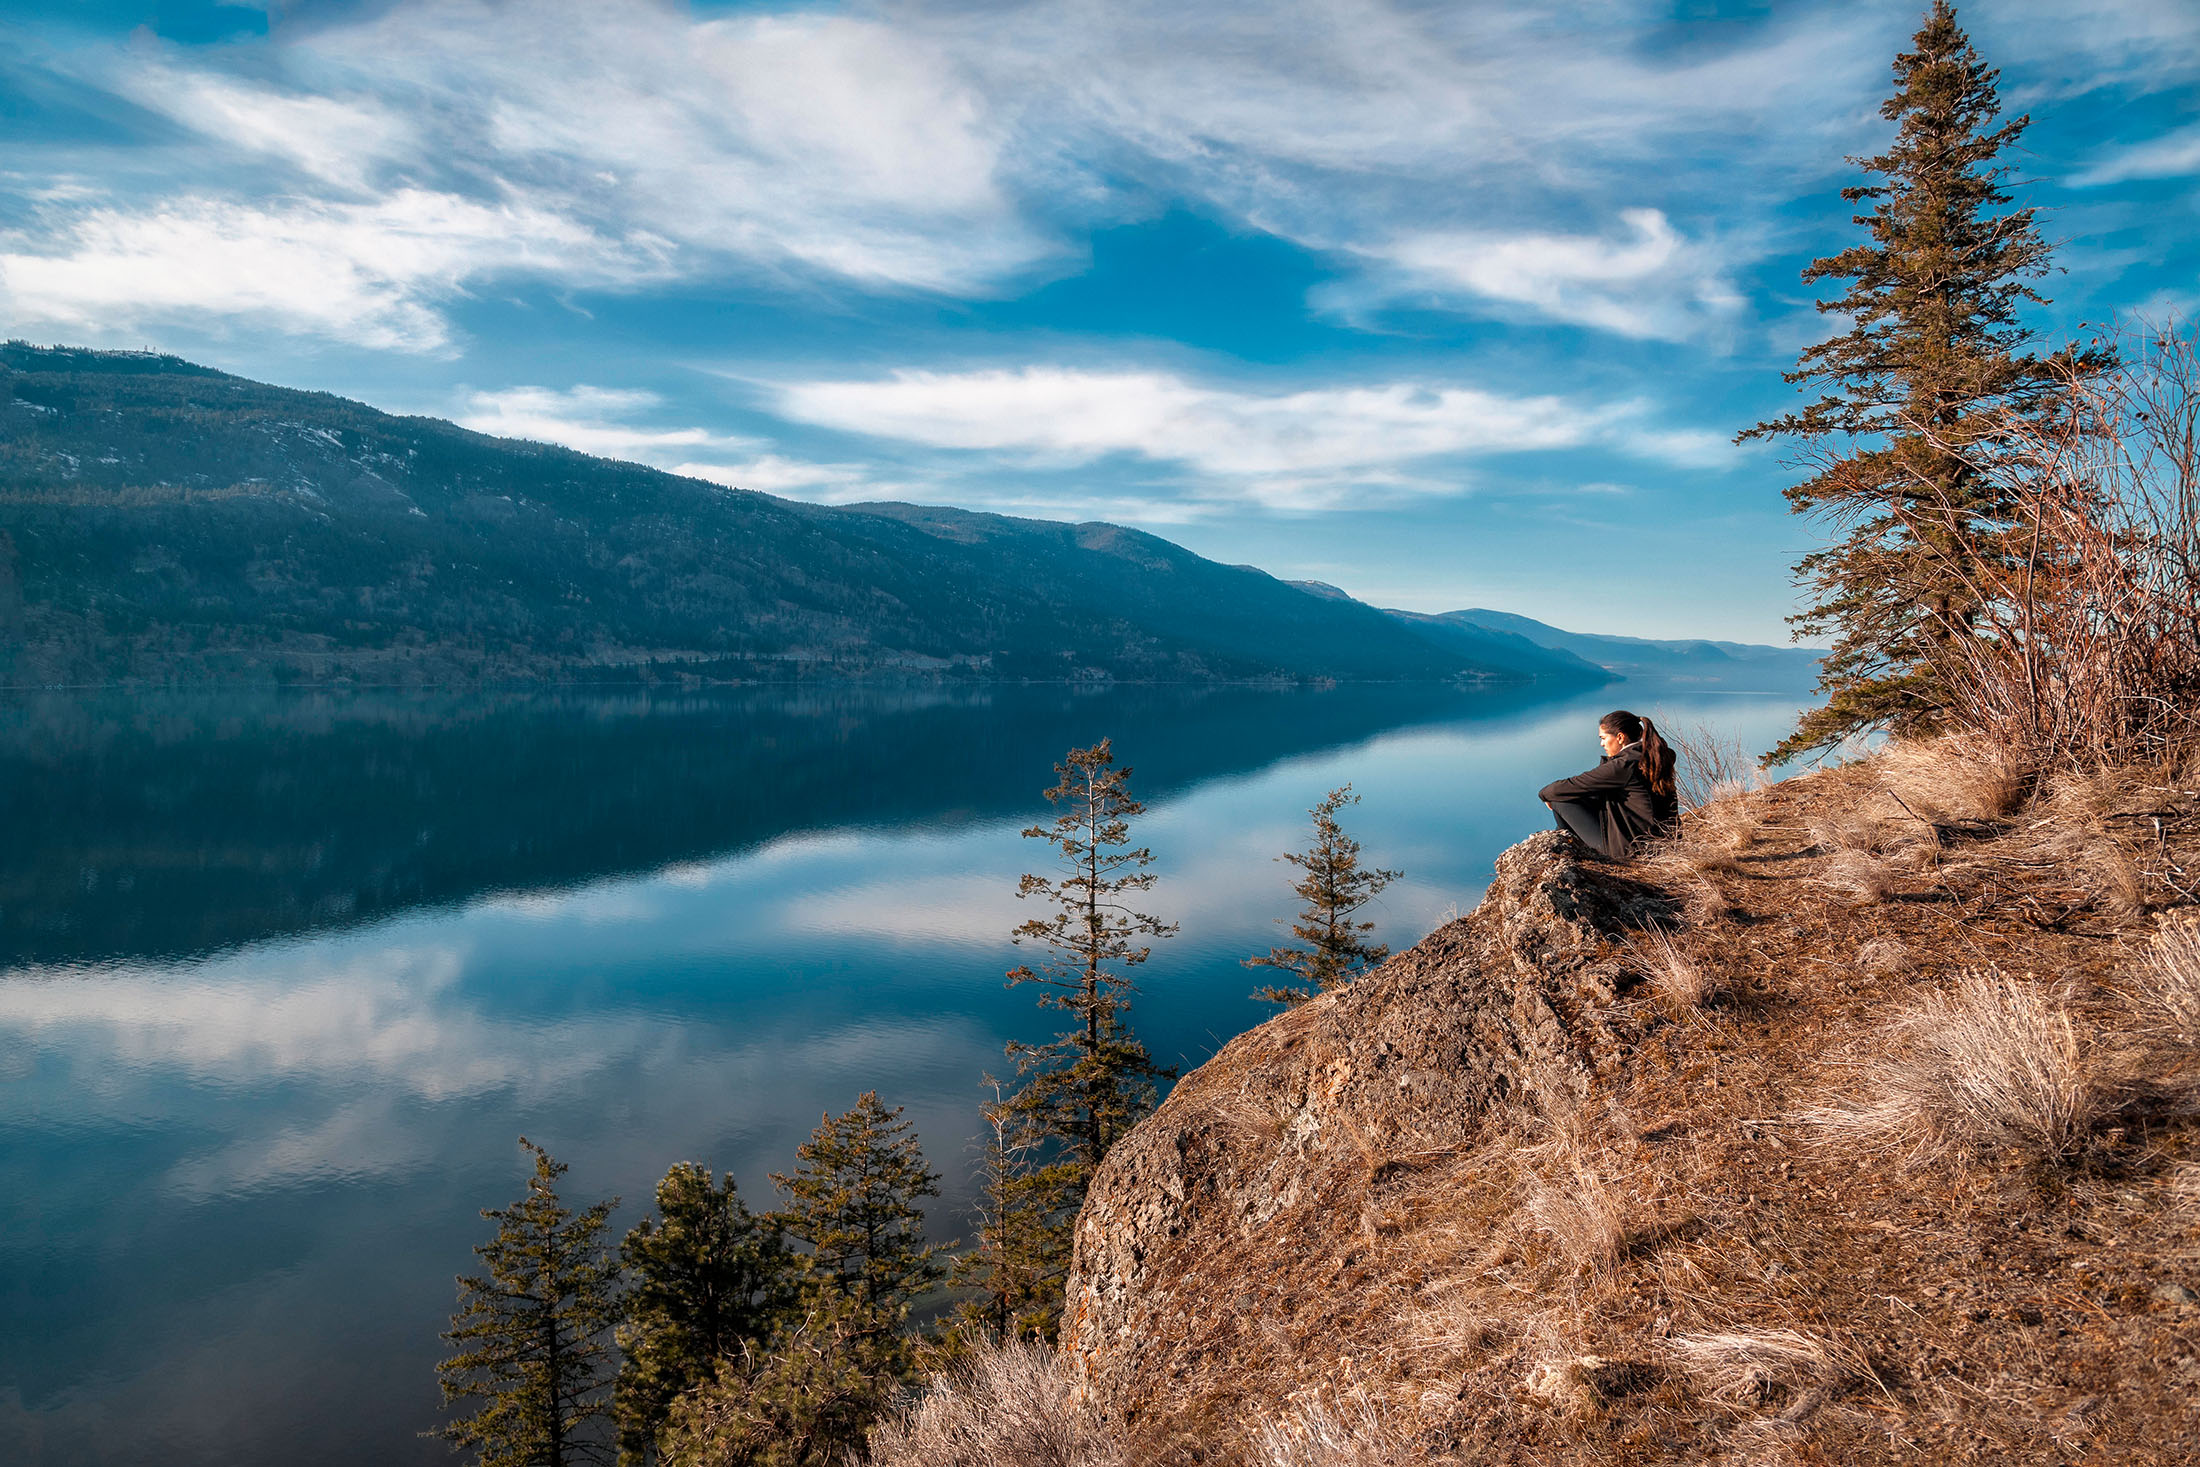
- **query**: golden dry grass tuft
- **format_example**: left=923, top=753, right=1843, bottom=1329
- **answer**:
left=1663, top=1328, right=1852, bottom=1408
left=1244, top=1392, right=1418, bottom=1467
left=1633, top=925, right=1717, bottom=1015
left=1822, top=849, right=1896, bottom=906
left=1804, top=968, right=2104, bottom=1168
left=2143, top=918, right=2200, bottom=1049
left=865, top=1338, right=1126, bottom=1467
left=1873, top=736, right=2029, bottom=824
left=1521, top=1157, right=1630, bottom=1279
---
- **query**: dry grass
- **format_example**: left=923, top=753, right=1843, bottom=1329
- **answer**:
left=1808, top=811, right=1887, bottom=855
left=1822, top=849, right=1896, bottom=906
left=1855, top=938, right=1912, bottom=977
left=1245, top=1391, right=1417, bottom=1467
left=1804, top=968, right=2104, bottom=1168
left=865, top=1338, right=1126, bottom=1467
left=1663, top=1328, right=1849, bottom=1408
left=2142, top=919, right=2200, bottom=1048
left=1522, top=1158, right=1629, bottom=1278
left=1873, top=737, right=2028, bottom=825
left=1633, top=925, right=1717, bottom=1015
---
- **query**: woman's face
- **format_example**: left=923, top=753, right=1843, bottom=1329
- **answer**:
left=1599, top=725, right=1628, bottom=756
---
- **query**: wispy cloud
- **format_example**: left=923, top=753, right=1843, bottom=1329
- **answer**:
left=0, top=188, right=657, bottom=351
left=2073, top=121, right=2200, bottom=185
left=8, top=0, right=2187, bottom=354
left=1352, top=209, right=1746, bottom=341
left=771, top=365, right=1736, bottom=508
left=457, top=384, right=876, bottom=499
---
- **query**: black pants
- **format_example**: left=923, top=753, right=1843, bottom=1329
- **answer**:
left=1548, top=799, right=1616, bottom=858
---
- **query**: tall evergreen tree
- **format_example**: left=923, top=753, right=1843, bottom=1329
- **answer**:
left=947, top=1078, right=1077, bottom=1344
left=771, top=1092, right=944, bottom=1321
left=1005, top=739, right=1176, bottom=1179
left=435, top=1139, right=623, bottom=1467
left=1246, top=784, right=1401, bottom=1008
left=1741, top=1, right=2108, bottom=760
left=613, top=1164, right=799, bottom=1466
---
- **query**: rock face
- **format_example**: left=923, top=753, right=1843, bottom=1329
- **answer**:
left=1062, top=833, right=1673, bottom=1454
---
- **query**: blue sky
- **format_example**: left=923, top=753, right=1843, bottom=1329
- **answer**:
left=2, top=1, right=2196, bottom=642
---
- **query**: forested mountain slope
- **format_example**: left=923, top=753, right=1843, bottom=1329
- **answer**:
left=0, top=345, right=1582, bottom=687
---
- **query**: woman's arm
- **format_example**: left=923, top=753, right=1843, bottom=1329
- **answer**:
left=1539, top=755, right=1630, bottom=805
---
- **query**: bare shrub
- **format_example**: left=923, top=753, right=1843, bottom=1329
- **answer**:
left=1633, top=926, right=1716, bottom=1014
left=1855, top=938, right=1911, bottom=978
left=1522, top=1160, right=1627, bottom=1277
left=1672, top=722, right=1759, bottom=812
left=1246, top=1391, right=1415, bottom=1467
left=1905, top=322, right=2200, bottom=769
left=1665, top=1328, right=1846, bottom=1407
left=865, top=1337, right=1125, bottom=1467
left=1805, top=968, right=2103, bottom=1167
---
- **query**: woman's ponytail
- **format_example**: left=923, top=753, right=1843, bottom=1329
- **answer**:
left=1639, top=716, right=1676, bottom=799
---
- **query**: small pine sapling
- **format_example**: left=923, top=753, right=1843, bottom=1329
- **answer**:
left=435, top=1138, right=622, bottom=1467
left=1005, top=739, right=1177, bottom=1185
left=1247, top=784, right=1401, bottom=1007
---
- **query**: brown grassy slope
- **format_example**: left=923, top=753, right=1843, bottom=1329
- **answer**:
left=1060, top=747, right=2200, bottom=1465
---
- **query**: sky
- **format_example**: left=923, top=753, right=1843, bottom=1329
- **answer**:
left=2, top=1, right=2196, bottom=642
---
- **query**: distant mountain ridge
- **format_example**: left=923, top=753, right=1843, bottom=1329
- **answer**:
left=0, top=345, right=1606, bottom=688
left=1291, top=580, right=1821, bottom=688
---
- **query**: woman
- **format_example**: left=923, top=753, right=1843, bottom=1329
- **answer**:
left=1538, top=709, right=1679, bottom=860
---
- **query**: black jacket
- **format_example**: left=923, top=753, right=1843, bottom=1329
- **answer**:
left=1538, top=741, right=1679, bottom=858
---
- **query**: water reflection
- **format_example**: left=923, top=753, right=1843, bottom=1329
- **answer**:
left=0, top=682, right=1557, bottom=968
left=1, top=681, right=1807, bottom=1466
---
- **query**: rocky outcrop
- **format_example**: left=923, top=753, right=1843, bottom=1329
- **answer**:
left=1062, top=833, right=1675, bottom=1453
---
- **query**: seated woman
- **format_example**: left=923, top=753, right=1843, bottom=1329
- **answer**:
left=1538, top=709, right=1679, bottom=859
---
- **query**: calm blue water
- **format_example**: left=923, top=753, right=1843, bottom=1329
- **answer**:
left=0, top=680, right=1807, bottom=1465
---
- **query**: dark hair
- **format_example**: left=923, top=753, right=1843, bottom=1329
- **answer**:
left=1600, top=709, right=1676, bottom=798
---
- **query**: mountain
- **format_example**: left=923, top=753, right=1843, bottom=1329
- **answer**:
left=1290, top=581, right=1819, bottom=687
left=1289, top=580, right=1615, bottom=683
left=1438, top=606, right=1823, bottom=684
left=0, top=345, right=1608, bottom=688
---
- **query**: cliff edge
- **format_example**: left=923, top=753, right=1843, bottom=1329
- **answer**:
left=1060, top=749, right=2200, bottom=1465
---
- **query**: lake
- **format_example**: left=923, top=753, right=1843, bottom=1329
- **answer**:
left=0, top=679, right=1808, bottom=1465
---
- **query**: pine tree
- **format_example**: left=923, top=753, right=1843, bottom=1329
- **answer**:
left=947, top=1078, right=1078, bottom=1344
left=613, top=1164, right=800, bottom=1466
left=1005, top=739, right=1177, bottom=1180
left=653, top=1291, right=902, bottom=1467
left=772, top=1093, right=944, bottom=1322
left=1740, top=1, right=2109, bottom=760
left=435, top=1139, right=623, bottom=1467
left=1246, top=784, right=1401, bottom=1008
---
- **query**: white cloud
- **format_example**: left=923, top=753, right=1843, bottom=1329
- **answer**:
left=2073, top=122, right=2200, bottom=186
left=459, top=386, right=757, bottom=460
left=454, top=384, right=878, bottom=498
left=122, top=68, right=414, bottom=190
left=0, top=188, right=655, bottom=351
left=1367, top=209, right=1746, bottom=341
left=771, top=365, right=1732, bottom=505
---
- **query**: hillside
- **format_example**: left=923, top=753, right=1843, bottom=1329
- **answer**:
left=1289, top=581, right=1614, bottom=683
left=0, top=345, right=1581, bottom=688
left=1441, top=606, right=1824, bottom=684
left=1031, top=743, right=2200, bottom=1464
